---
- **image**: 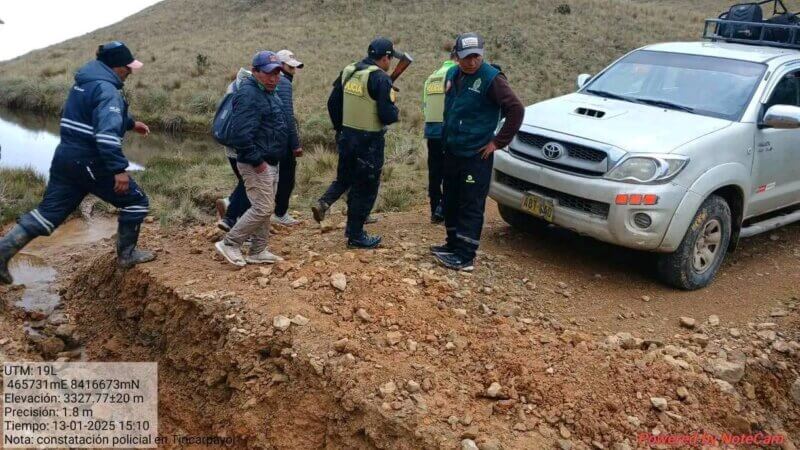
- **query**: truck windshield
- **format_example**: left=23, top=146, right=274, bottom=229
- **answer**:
left=584, top=50, right=766, bottom=121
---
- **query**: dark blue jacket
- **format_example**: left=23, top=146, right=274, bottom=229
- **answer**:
left=327, top=58, right=398, bottom=132
left=277, top=73, right=300, bottom=150
left=227, top=76, right=289, bottom=166
left=55, top=60, right=135, bottom=174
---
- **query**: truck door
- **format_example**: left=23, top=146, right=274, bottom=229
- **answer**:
left=752, top=69, right=800, bottom=216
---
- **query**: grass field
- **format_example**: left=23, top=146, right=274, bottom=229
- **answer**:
left=0, top=168, right=46, bottom=226
left=0, top=0, right=738, bottom=134
left=0, top=0, right=746, bottom=225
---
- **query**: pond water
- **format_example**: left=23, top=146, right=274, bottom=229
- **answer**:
left=0, top=107, right=215, bottom=177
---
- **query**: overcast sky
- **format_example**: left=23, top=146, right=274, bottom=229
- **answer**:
left=0, top=1, right=163, bottom=61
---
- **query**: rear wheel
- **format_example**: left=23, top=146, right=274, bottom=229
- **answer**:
left=497, top=203, right=549, bottom=233
left=657, top=195, right=731, bottom=290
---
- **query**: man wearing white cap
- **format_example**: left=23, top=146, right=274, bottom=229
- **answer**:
left=272, top=49, right=304, bottom=226
left=0, top=41, right=155, bottom=285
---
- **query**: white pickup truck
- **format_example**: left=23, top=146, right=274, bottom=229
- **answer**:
left=490, top=15, right=800, bottom=290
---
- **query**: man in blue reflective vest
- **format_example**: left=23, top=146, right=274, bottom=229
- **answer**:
left=431, top=32, right=524, bottom=271
left=0, top=42, right=154, bottom=285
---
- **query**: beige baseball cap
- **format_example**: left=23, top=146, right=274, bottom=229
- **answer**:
left=276, top=49, right=303, bottom=68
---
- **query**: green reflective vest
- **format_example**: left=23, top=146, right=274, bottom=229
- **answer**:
left=422, top=60, right=457, bottom=124
left=342, top=63, right=383, bottom=132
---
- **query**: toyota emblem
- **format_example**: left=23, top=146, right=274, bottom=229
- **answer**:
left=542, top=142, right=565, bottom=160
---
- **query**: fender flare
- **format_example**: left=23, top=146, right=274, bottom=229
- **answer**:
left=658, top=163, right=750, bottom=252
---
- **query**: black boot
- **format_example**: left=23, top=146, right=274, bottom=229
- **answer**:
left=0, top=225, right=34, bottom=285
left=311, top=200, right=329, bottom=223
left=117, top=222, right=156, bottom=269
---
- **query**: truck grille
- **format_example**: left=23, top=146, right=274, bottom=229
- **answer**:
left=516, top=132, right=607, bottom=162
left=495, top=171, right=610, bottom=219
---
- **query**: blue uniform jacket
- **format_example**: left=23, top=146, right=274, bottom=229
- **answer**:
left=56, top=60, right=135, bottom=175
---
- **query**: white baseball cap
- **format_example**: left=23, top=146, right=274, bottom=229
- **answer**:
left=276, top=49, right=303, bottom=68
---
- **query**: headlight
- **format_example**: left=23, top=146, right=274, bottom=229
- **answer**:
left=606, top=156, right=688, bottom=183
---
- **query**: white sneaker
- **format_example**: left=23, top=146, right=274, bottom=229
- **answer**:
left=215, top=241, right=246, bottom=267
left=272, top=213, right=300, bottom=226
left=245, top=249, right=284, bottom=264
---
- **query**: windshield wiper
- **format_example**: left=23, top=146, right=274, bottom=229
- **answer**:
left=636, top=98, right=695, bottom=113
left=585, top=89, right=633, bottom=102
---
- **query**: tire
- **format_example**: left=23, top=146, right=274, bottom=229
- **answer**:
left=657, top=195, right=732, bottom=290
left=497, top=203, right=549, bottom=233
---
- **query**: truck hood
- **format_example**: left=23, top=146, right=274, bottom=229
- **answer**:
left=523, top=93, right=733, bottom=154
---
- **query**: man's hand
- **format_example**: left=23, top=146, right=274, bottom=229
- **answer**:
left=254, top=162, right=268, bottom=174
left=480, top=141, right=498, bottom=159
left=114, top=172, right=131, bottom=194
left=133, top=121, right=150, bottom=136
left=293, top=147, right=303, bottom=157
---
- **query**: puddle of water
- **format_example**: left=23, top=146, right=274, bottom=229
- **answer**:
left=0, top=107, right=215, bottom=177
left=10, top=254, right=59, bottom=315
left=8, top=217, right=116, bottom=317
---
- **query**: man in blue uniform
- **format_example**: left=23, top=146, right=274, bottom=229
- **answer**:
left=312, top=37, right=400, bottom=248
left=0, top=41, right=154, bottom=285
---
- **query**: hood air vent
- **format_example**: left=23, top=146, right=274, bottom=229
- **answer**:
left=575, top=107, right=606, bottom=118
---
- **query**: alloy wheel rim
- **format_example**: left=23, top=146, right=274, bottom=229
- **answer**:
left=692, top=219, right=722, bottom=274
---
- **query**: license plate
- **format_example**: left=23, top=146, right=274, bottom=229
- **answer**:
left=521, top=193, right=555, bottom=222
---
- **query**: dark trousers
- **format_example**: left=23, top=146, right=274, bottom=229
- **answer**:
left=274, top=148, right=296, bottom=217
left=319, top=128, right=384, bottom=237
left=224, top=157, right=251, bottom=226
left=427, top=138, right=445, bottom=216
left=18, top=154, right=149, bottom=237
left=442, top=150, right=493, bottom=260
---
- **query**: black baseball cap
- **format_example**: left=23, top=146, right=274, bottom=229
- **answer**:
left=454, top=32, right=485, bottom=58
left=368, top=37, right=402, bottom=59
left=96, top=41, right=143, bottom=71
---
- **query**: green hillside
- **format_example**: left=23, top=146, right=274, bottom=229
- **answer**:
left=0, top=0, right=737, bottom=137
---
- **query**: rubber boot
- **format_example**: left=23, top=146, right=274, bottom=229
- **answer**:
left=0, top=225, right=35, bottom=285
left=117, top=222, right=156, bottom=269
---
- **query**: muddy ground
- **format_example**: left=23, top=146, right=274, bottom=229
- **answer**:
left=1, top=202, right=798, bottom=449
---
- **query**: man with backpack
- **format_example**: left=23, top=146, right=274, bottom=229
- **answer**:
left=214, top=51, right=290, bottom=266
left=0, top=41, right=154, bottom=285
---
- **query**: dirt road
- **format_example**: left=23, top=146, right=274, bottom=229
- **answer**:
left=1, top=204, right=798, bottom=449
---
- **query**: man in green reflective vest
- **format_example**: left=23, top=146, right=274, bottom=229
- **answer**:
left=431, top=32, right=524, bottom=271
left=422, top=47, right=458, bottom=224
left=313, top=38, right=401, bottom=248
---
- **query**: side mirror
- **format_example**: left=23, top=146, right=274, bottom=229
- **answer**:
left=576, top=73, right=592, bottom=90
left=763, top=104, right=800, bottom=129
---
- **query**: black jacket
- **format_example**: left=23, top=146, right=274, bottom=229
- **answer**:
left=228, top=76, right=289, bottom=166
left=327, top=58, right=398, bottom=132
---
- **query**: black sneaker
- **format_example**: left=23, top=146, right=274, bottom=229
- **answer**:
left=347, top=232, right=382, bottom=249
left=434, top=252, right=474, bottom=272
left=311, top=201, right=329, bottom=223
left=429, top=244, right=454, bottom=255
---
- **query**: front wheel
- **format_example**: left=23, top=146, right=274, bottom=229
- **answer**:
left=657, top=195, right=731, bottom=290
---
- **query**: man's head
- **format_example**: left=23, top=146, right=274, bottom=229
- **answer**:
left=368, top=37, right=401, bottom=72
left=251, top=50, right=283, bottom=91
left=277, top=49, right=303, bottom=76
left=454, top=32, right=485, bottom=74
left=96, top=41, right=143, bottom=82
